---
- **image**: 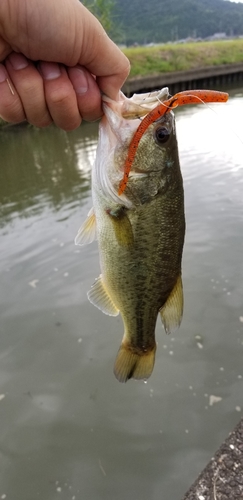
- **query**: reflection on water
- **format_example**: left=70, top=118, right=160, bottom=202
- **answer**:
left=0, top=122, right=97, bottom=226
left=0, top=89, right=242, bottom=500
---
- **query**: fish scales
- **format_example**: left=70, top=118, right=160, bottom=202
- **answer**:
left=98, top=187, right=184, bottom=346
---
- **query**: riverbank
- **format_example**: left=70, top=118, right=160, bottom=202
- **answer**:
left=121, top=39, right=243, bottom=94
left=122, top=62, right=243, bottom=95
left=123, top=39, right=243, bottom=78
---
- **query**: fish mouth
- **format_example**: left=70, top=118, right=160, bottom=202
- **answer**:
left=102, top=88, right=170, bottom=120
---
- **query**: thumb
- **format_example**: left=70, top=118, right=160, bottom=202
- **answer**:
left=76, top=5, right=130, bottom=99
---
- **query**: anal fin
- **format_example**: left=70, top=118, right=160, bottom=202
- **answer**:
left=160, top=274, right=184, bottom=334
left=88, top=275, right=119, bottom=316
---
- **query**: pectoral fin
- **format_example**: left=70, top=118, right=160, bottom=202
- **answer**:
left=88, top=275, right=119, bottom=316
left=107, top=207, right=134, bottom=248
left=160, top=274, right=184, bottom=334
left=75, top=207, right=96, bottom=246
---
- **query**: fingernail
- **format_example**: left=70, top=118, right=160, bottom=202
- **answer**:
left=0, top=64, right=7, bottom=83
left=69, top=67, right=88, bottom=95
left=39, top=62, right=61, bottom=80
left=8, top=52, right=28, bottom=70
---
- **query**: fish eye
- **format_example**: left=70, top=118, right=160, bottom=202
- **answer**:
left=154, top=126, right=170, bottom=145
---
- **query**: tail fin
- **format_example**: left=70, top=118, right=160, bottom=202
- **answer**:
left=113, top=342, right=156, bottom=383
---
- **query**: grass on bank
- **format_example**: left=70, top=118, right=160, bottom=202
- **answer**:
left=123, top=39, right=243, bottom=78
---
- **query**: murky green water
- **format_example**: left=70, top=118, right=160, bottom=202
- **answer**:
left=0, top=88, right=242, bottom=500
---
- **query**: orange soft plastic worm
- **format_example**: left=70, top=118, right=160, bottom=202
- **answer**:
left=118, top=89, right=229, bottom=195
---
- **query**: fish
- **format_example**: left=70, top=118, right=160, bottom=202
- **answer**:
left=76, top=87, right=228, bottom=383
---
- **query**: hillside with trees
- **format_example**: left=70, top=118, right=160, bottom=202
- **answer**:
left=82, top=0, right=243, bottom=45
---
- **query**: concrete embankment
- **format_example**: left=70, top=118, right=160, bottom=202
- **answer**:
left=182, top=418, right=243, bottom=499
left=122, top=63, right=243, bottom=95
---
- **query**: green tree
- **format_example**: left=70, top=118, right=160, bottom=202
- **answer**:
left=81, top=0, right=116, bottom=35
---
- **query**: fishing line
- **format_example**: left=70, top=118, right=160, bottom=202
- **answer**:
left=140, top=88, right=169, bottom=104
left=202, top=102, right=243, bottom=147
left=173, top=93, right=243, bottom=147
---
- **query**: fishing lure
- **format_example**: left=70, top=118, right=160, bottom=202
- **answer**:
left=118, top=89, right=229, bottom=195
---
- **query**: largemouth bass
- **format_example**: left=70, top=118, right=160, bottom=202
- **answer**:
left=76, top=88, right=228, bottom=383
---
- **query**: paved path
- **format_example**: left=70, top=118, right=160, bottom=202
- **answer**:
left=182, top=418, right=243, bottom=500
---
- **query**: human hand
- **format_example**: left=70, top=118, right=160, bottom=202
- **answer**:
left=0, top=0, right=130, bottom=130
